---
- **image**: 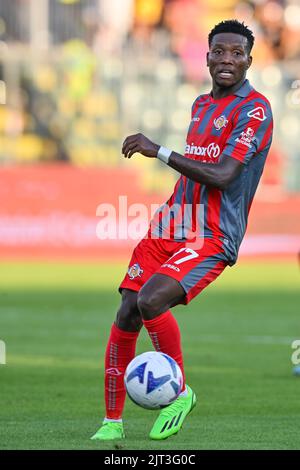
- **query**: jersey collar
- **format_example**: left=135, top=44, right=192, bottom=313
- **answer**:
left=209, top=79, right=253, bottom=101
left=234, top=79, right=253, bottom=97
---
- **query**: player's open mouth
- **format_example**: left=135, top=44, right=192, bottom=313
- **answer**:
left=217, top=71, right=234, bottom=78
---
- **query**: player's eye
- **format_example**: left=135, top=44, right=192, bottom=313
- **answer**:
left=233, top=51, right=242, bottom=56
left=214, top=50, right=223, bottom=55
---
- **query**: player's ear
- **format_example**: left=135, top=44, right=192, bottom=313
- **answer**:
left=206, top=52, right=209, bottom=66
left=247, top=55, right=252, bottom=69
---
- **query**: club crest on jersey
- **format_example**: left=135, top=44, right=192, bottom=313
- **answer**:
left=247, top=107, right=266, bottom=121
left=128, top=263, right=143, bottom=280
left=214, top=115, right=228, bottom=130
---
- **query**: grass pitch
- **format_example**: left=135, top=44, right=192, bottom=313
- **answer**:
left=0, top=260, right=299, bottom=450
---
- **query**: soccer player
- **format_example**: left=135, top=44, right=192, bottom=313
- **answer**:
left=91, top=20, right=273, bottom=441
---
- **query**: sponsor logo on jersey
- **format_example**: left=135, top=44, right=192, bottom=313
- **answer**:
left=247, top=107, right=266, bottom=121
left=128, top=263, right=143, bottom=280
left=185, top=142, right=220, bottom=159
left=214, top=115, right=228, bottom=130
left=234, top=127, right=255, bottom=148
left=161, top=263, right=180, bottom=272
left=207, top=142, right=221, bottom=158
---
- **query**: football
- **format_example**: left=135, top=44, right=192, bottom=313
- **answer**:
left=124, top=351, right=183, bottom=410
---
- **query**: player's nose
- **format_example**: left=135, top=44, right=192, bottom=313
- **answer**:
left=221, top=52, right=234, bottom=64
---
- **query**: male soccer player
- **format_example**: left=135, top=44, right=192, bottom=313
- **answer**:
left=91, top=20, right=273, bottom=441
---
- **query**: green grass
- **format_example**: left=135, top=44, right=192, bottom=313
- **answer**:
left=0, top=260, right=299, bottom=450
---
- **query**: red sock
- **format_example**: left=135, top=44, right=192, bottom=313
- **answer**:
left=104, top=323, right=139, bottom=419
left=143, top=310, right=186, bottom=390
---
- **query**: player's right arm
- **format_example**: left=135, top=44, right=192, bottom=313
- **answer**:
left=166, top=151, right=243, bottom=190
left=122, top=133, right=243, bottom=190
left=122, top=99, right=272, bottom=190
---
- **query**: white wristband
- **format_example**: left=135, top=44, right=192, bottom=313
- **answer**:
left=157, top=146, right=172, bottom=164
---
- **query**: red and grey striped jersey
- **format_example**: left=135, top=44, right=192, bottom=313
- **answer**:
left=151, top=79, right=273, bottom=264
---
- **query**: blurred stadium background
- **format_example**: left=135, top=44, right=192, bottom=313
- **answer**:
left=0, top=0, right=299, bottom=260
left=0, top=0, right=300, bottom=450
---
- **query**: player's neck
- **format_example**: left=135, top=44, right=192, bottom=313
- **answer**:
left=211, top=77, right=246, bottom=100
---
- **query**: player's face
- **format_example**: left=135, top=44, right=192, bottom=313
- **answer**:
left=207, top=33, right=252, bottom=88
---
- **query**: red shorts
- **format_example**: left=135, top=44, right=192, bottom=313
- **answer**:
left=119, top=237, right=229, bottom=305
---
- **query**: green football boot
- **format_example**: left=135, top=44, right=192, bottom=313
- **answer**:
left=149, top=385, right=196, bottom=440
left=91, top=421, right=125, bottom=441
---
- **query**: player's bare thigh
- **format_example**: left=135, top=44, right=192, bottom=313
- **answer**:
left=137, top=274, right=185, bottom=321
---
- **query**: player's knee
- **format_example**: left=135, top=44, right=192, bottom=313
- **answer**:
left=115, top=306, right=142, bottom=332
left=115, top=310, right=142, bottom=332
left=115, top=290, right=142, bottom=332
left=116, top=289, right=143, bottom=331
left=137, top=291, right=162, bottom=320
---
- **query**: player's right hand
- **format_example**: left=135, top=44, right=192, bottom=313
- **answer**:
left=122, top=133, right=160, bottom=159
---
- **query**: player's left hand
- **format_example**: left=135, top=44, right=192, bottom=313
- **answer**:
left=122, top=133, right=160, bottom=159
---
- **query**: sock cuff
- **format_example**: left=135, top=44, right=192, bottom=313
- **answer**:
left=111, top=322, right=140, bottom=340
left=142, top=310, right=172, bottom=329
left=104, top=417, right=123, bottom=423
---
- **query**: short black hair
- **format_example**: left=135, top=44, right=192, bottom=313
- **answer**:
left=208, top=19, right=255, bottom=54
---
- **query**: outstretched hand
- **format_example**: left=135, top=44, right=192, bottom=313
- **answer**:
left=122, top=133, right=160, bottom=159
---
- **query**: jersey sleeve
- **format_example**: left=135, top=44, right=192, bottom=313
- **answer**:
left=191, top=95, right=201, bottom=118
left=223, top=101, right=273, bottom=165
